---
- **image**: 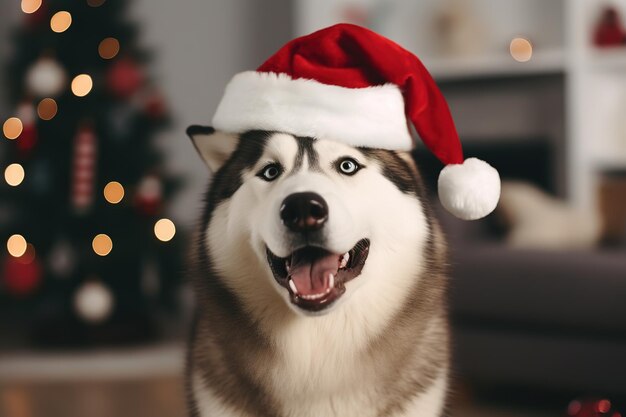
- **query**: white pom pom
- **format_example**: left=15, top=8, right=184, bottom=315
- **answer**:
left=438, top=158, right=501, bottom=220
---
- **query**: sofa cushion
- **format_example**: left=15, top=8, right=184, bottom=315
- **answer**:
left=449, top=243, right=626, bottom=334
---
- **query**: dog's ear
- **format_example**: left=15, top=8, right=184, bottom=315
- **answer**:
left=186, top=125, right=238, bottom=172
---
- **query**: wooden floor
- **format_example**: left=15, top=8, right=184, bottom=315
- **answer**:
left=0, top=377, right=561, bottom=417
left=0, top=377, right=187, bottom=417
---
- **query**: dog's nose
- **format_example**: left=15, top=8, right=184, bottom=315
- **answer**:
left=280, top=192, right=328, bottom=232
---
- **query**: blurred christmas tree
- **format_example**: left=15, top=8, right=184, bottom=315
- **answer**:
left=0, top=0, right=183, bottom=348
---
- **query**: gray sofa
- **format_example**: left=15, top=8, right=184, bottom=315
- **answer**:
left=414, top=139, right=626, bottom=396
left=442, top=211, right=626, bottom=395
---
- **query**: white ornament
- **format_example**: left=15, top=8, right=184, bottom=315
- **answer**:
left=48, top=240, right=76, bottom=277
left=26, top=57, right=67, bottom=97
left=139, top=175, right=162, bottom=200
left=74, top=280, right=114, bottom=323
left=438, top=158, right=501, bottom=220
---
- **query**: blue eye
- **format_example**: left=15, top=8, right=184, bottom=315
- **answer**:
left=258, top=164, right=282, bottom=181
left=337, top=158, right=360, bottom=175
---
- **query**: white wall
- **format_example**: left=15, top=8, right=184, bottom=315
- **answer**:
left=296, top=0, right=564, bottom=56
left=129, top=0, right=292, bottom=227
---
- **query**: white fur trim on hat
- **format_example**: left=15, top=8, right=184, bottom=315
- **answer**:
left=212, top=71, right=413, bottom=150
left=438, top=158, right=501, bottom=220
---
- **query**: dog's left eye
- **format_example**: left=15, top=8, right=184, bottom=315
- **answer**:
left=337, top=158, right=361, bottom=175
left=258, top=163, right=282, bottom=181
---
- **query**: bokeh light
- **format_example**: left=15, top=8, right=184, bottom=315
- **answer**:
left=5, top=163, right=25, bottom=187
left=92, top=234, right=113, bottom=256
left=567, top=401, right=582, bottom=416
left=50, top=11, right=72, bottom=33
left=597, top=400, right=611, bottom=413
left=21, top=0, right=42, bottom=14
left=71, top=74, right=93, bottom=97
left=510, top=37, right=533, bottom=62
left=7, top=234, right=27, bottom=258
left=103, top=181, right=124, bottom=204
left=37, top=98, right=58, bottom=120
left=154, top=218, right=176, bottom=242
left=98, top=37, right=120, bottom=60
left=3, top=117, right=23, bottom=140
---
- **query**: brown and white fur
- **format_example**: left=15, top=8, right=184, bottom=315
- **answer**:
left=185, top=127, right=450, bottom=417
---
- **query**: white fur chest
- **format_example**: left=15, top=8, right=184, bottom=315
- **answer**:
left=260, top=304, right=446, bottom=417
left=192, top=272, right=449, bottom=417
left=194, top=364, right=447, bottom=417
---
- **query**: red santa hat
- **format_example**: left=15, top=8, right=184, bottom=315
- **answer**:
left=212, top=23, right=500, bottom=220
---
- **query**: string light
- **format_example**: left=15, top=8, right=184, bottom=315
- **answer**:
left=37, top=98, right=58, bottom=120
left=21, top=0, right=42, bottom=14
left=510, top=37, right=533, bottom=62
left=92, top=234, right=113, bottom=256
left=7, top=234, right=27, bottom=258
left=71, top=74, right=93, bottom=97
left=103, top=181, right=124, bottom=204
left=5, top=163, right=25, bottom=187
left=3, top=117, right=23, bottom=140
left=154, top=218, right=176, bottom=242
left=50, top=11, right=72, bottom=33
left=98, top=38, right=120, bottom=60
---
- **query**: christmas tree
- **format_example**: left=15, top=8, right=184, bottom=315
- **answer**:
left=1, top=0, right=183, bottom=347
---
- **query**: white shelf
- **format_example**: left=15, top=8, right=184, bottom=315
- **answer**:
left=591, top=153, right=626, bottom=171
left=0, top=343, right=184, bottom=382
left=424, top=49, right=566, bottom=81
left=294, top=0, right=617, bottom=209
left=588, top=48, right=626, bottom=72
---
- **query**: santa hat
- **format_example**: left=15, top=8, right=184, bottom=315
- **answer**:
left=212, top=23, right=500, bottom=220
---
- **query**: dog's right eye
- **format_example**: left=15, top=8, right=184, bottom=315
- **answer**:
left=257, top=163, right=282, bottom=182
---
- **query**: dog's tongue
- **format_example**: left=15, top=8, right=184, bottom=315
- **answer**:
left=289, top=248, right=338, bottom=296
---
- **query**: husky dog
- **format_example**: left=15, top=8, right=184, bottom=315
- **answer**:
left=185, top=126, right=450, bottom=417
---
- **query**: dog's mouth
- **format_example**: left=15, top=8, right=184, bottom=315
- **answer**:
left=266, top=239, right=370, bottom=313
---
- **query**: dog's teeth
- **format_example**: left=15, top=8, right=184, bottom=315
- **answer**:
left=288, top=279, right=298, bottom=294
left=339, top=252, right=349, bottom=269
left=329, top=273, right=334, bottom=289
left=285, top=260, right=290, bottom=272
left=300, top=292, right=325, bottom=300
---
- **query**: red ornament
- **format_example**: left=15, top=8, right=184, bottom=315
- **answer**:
left=134, top=175, right=162, bottom=216
left=16, top=124, right=38, bottom=157
left=144, top=91, right=168, bottom=119
left=16, top=101, right=38, bottom=157
left=106, top=58, right=144, bottom=98
left=566, top=398, right=622, bottom=417
left=593, top=7, right=626, bottom=47
left=71, top=124, right=98, bottom=212
left=2, top=253, right=43, bottom=297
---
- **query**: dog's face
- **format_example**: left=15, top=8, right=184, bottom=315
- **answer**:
left=189, top=127, right=430, bottom=317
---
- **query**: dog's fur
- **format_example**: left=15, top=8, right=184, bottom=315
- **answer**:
left=185, top=127, right=450, bottom=417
